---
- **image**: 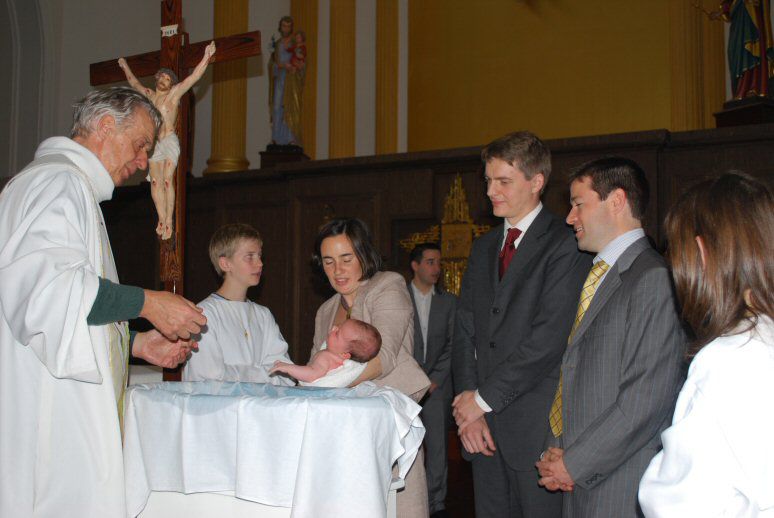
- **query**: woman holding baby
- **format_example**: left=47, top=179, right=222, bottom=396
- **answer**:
left=312, top=217, right=431, bottom=517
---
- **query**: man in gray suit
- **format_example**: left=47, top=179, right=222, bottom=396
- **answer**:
left=452, top=131, right=591, bottom=518
left=408, top=242, right=456, bottom=518
left=536, top=157, right=685, bottom=517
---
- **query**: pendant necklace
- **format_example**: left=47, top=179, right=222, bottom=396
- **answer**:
left=339, top=296, right=353, bottom=320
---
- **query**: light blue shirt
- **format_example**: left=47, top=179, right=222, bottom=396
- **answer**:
left=594, top=228, right=646, bottom=285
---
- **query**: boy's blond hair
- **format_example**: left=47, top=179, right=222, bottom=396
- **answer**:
left=209, top=223, right=262, bottom=277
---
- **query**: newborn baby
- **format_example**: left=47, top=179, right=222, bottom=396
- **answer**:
left=271, top=318, right=381, bottom=384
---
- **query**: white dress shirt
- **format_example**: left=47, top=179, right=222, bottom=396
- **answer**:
left=410, top=282, right=434, bottom=362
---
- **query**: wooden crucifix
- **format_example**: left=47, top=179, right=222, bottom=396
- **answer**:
left=89, top=0, right=260, bottom=294
left=90, top=0, right=260, bottom=380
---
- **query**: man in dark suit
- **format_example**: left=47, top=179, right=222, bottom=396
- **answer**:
left=536, top=157, right=685, bottom=517
left=452, top=131, right=591, bottom=518
left=407, top=243, right=457, bottom=518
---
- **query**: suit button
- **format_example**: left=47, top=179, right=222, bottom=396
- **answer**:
left=492, top=307, right=500, bottom=314
left=489, top=342, right=496, bottom=348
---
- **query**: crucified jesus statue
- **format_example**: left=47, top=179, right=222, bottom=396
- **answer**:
left=118, top=41, right=216, bottom=240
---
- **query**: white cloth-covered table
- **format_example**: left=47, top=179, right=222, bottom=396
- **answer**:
left=123, top=381, right=425, bottom=518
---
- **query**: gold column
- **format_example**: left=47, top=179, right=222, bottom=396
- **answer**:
left=375, top=0, right=398, bottom=154
left=206, top=0, right=250, bottom=173
left=669, top=0, right=725, bottom=131
left=291, top=0, right=318, bottom=158
left=329, top=0, right=356, bottom=158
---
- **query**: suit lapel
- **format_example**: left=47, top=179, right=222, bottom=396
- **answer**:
left=425, top=292, right=445, bottom=366
left=498, top=207, right=551, bottom=289
left=569, top=237, right=651, bottom=345
left=489, top=224, right=504, bottom=291
left=407, top=282, right=425, bottom=364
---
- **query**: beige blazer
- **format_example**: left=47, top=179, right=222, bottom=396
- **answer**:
left=313, top=271, right=431, bottom=401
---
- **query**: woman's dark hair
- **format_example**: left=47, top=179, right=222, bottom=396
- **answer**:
left=313, top=218, right=383, bottom=280
left=665, top=172, right=773, bottom=355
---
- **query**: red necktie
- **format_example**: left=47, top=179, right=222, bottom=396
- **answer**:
left=499, top=227, right=522, bottom=280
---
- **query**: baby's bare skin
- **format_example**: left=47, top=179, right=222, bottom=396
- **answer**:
left=271, top=349, right=349, bottom=383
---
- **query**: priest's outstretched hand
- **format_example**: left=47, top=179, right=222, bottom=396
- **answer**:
left=140, top=290, right=207, bottom=340
left=132, top=329, right=198, bottom=368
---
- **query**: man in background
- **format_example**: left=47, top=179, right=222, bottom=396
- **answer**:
left=408, top=243, right=456, bottom=518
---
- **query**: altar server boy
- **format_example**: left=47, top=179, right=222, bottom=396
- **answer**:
left=183, top=223, right=294, bottom=383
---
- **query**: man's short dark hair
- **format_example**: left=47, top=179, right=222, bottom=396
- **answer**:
left=568, top=156, right=650, bottom=221
left=481, top=131, right=551, bottom=185
left=409, top=242, right=441, bottom=265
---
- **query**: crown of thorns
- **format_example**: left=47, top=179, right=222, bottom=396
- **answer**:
left=155, top=68, right=179, bottom=85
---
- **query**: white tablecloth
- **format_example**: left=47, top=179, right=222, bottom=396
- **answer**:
left=123, top=381, right=425, bottom=518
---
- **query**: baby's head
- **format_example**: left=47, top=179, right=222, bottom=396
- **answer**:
left=294, top=31, right=305, bottom=45
left=326, top=318, right=381, bottom=363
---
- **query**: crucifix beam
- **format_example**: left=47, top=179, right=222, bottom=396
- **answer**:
left=89, top=32, right=261, bottom=86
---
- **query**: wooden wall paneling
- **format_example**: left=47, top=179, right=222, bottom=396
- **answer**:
left=386, top=168, right=433, bottom=218
left=385, top=168, right=434, bottom=268
left=185, top=184, right=221, bottom=303
left=103, top=186, right=159, bottom=292
left=660, top=125, right=774, bottom=245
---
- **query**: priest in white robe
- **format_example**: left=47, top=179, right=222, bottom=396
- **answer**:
left=0, top=87, right=207, bottom=518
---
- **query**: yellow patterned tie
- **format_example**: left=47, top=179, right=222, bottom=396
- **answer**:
left=549, top=260, right=609, bottom=438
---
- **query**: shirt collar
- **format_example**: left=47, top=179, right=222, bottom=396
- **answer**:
left=411, top=280, right=435, bottom=299
left=596, top=228, right=646, bottom=267
left=503, top=202, right=542, bottom=243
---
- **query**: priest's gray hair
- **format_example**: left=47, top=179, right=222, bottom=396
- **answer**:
left=70, top=87, right=162, bottom=139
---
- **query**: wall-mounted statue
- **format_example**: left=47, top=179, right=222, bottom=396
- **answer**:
left=269, top=16, right=306, bottom=147
left=711, top=0, right=773, bottom=99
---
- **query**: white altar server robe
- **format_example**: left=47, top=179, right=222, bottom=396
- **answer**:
left=0, top=137, right=127, bottom=517
left=183, top=294, right=294, bottom=384
left=639, top=317, right=774, bottom=518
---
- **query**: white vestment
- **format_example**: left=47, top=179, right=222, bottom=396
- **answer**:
left=182, top=294, right=294, bottom=384
left=639, top=317, right=774, bottom=517
left=0, top=137, right=129, bottom=517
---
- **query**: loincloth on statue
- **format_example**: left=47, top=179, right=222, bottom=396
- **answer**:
left=149, top=133, right=180, bottom=164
